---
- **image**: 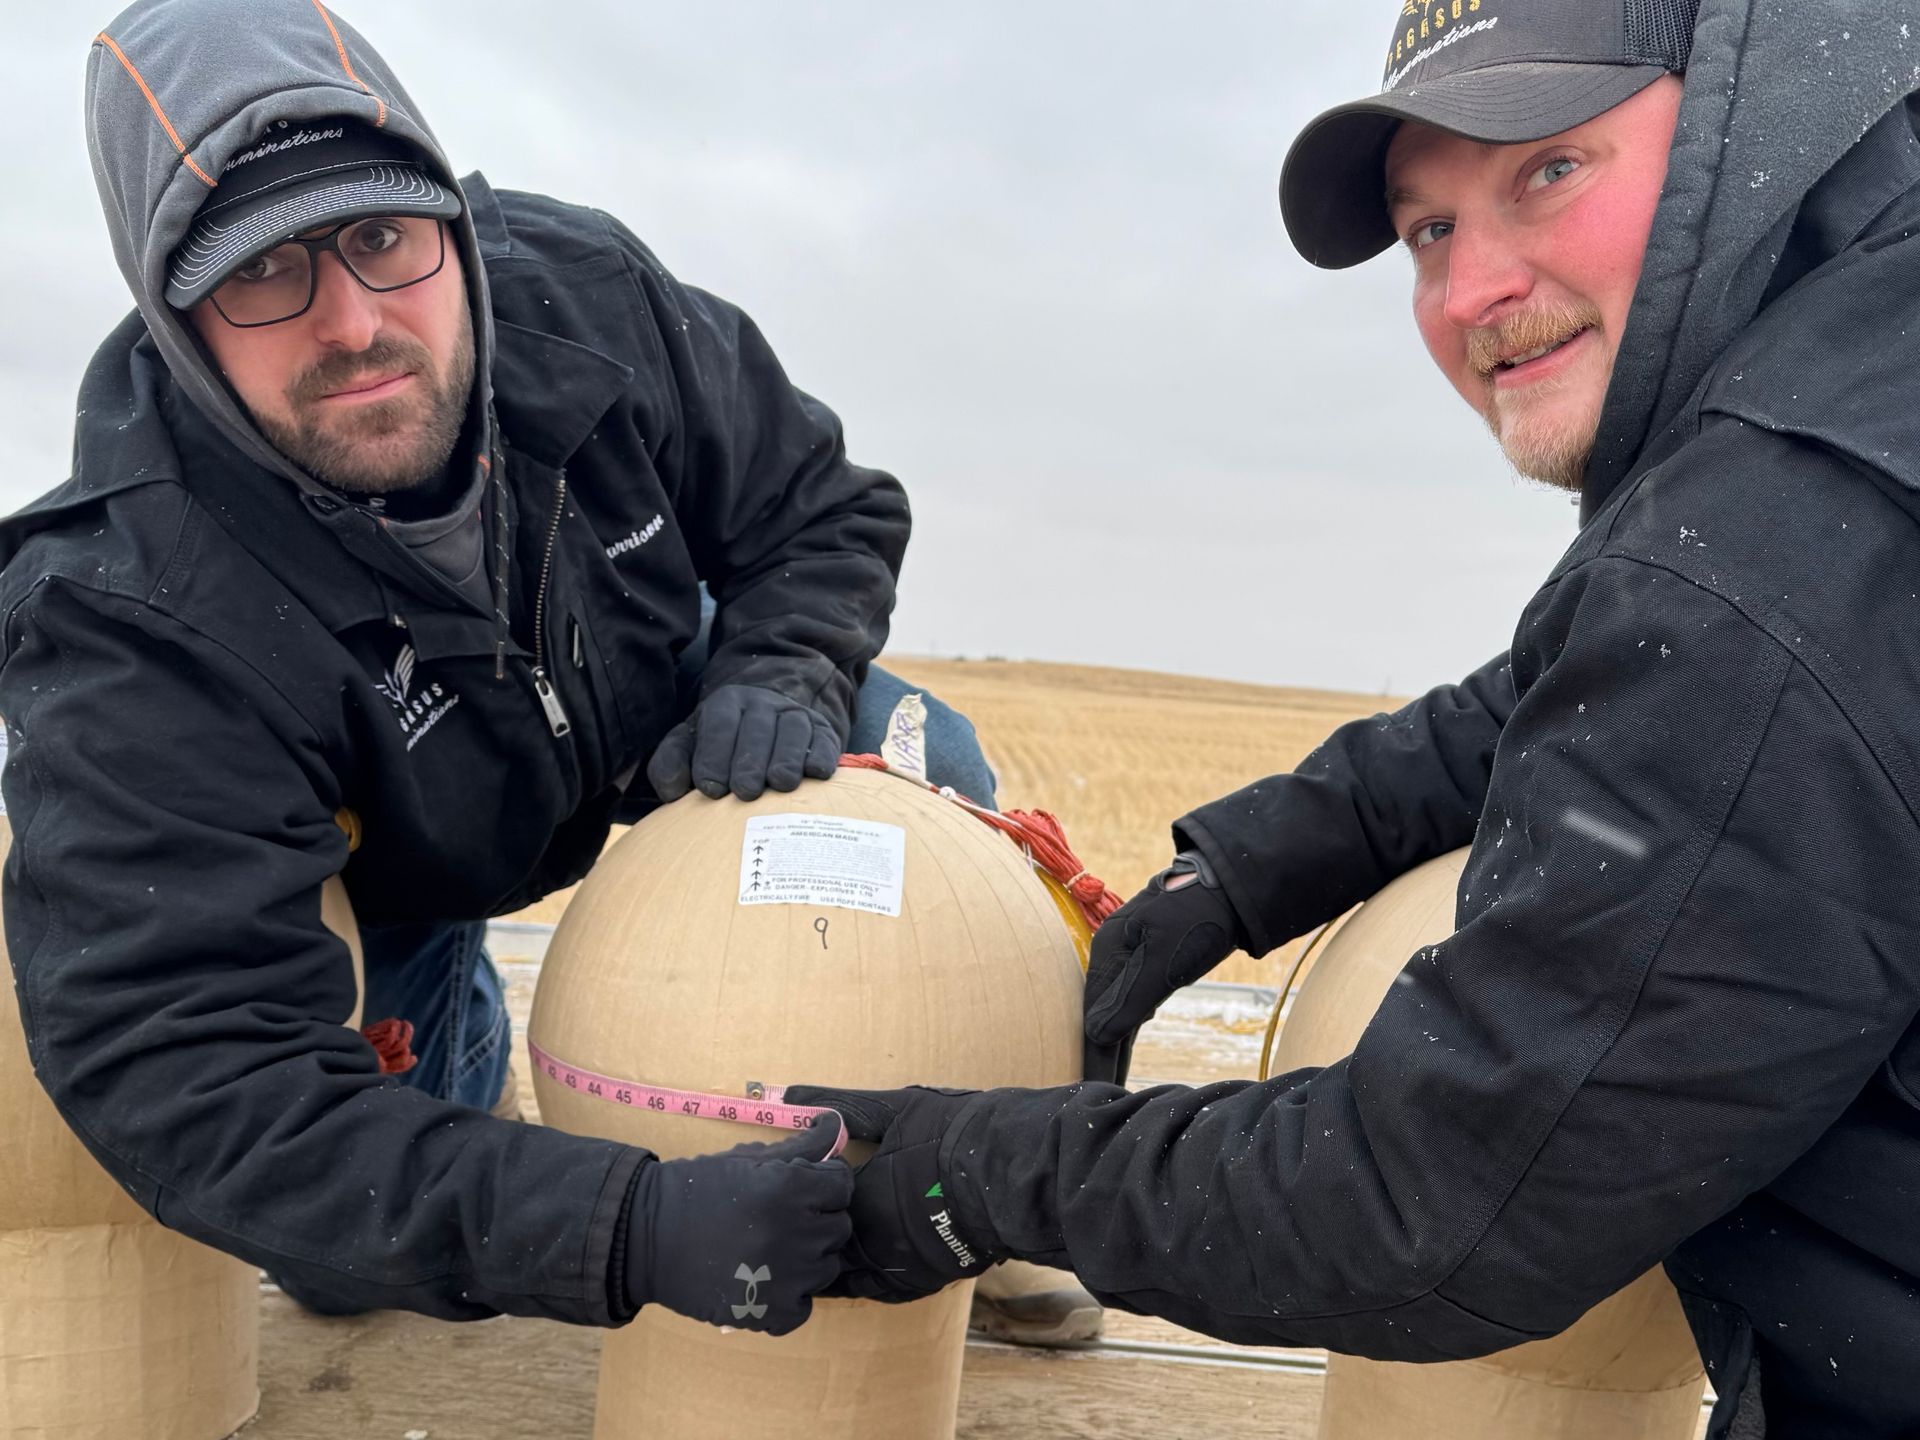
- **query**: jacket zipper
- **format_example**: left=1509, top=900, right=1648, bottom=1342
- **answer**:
left=530, top=471, right=572, bottom=737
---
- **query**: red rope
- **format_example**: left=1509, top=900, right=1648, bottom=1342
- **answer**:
left=838, top=754, right=1123, bottom=932
left=361, top=1017, right=418, bottom=1075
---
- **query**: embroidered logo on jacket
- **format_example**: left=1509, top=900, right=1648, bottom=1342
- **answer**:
left=373, top=643, right=461, bottom=752
left=605, top=513, right=665, bottom=561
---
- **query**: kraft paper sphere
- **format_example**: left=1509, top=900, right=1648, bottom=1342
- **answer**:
left=1267, top=849, right=1707, bottom=1440
left=0, top=813, right=365, bottom=1439
left=531, top=767, right=1085, bottom=1440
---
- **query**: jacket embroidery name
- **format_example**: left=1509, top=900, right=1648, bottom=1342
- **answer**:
left=605, top=513, right=665, bottom=561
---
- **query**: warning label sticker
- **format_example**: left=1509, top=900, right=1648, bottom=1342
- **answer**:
left=738, top=814, right=906, bottom=917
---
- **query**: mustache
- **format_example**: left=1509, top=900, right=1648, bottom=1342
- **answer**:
left=289, top=333, right=433, bottom=404
left=1466, top=303, right=1603, bottom=379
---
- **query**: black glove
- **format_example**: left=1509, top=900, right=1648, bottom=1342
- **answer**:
left=625, top=1111, right=852, bottom=1335
left=646, top=684, right=842, bottom=802
left=779, top=1084, right=998, bottom=1304
left=1083, top=850, right=1246, bottom=1086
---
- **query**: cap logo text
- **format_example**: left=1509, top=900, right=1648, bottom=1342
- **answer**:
left=1384, top=8, right=1498, bottom=91
left=224, top=126, right=346, bottom=174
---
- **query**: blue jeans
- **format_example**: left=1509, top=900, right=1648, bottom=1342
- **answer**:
left=360, top=917, right=513, bottom=1110
left=363, top=627, right=995, bottom=1112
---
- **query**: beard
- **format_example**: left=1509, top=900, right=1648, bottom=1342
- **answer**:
left=1465, top=300, right=1606, bottom=494
left=257, top=310, right=475, bottom=495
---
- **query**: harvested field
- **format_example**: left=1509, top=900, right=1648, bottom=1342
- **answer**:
left=508, top=656, right=1404, bottom=987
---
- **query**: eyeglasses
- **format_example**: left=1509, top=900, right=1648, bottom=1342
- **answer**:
left=207, top=216, right=447, bottom=328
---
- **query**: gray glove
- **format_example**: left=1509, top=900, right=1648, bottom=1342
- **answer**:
left=647, top=684, right=841, bottom=802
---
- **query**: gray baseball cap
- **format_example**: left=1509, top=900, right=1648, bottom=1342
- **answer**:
left=1281, top=0, right=1697, bottom=269
left=166, top=116, right=461, bottom=309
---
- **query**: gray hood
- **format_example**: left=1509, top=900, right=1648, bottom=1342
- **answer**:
left=86, top=0, right=494, bottom=496
left=1582, top=0, right=1920, bottom=518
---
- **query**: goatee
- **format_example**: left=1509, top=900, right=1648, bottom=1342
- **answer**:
left=1466, top=300, right=1604, bottom=494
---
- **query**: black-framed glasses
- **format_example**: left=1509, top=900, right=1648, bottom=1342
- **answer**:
left=207, top=216, right=447, bottom=328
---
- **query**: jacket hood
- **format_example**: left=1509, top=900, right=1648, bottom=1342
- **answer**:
left=1581, top=0, right=1920, bottom=519
left=86, top=0, right=495, bottom=497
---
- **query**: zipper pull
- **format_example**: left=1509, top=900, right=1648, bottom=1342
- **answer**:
left=531, top=667, right=572, bottom=737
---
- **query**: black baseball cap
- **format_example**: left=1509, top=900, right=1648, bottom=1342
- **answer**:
left=1281, top=0, right=1697, bottom=270
left=166, top=116, right=462, bottom=308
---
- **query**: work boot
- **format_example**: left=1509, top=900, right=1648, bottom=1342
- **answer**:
left=969, top=1259, right=1104, bottom=1348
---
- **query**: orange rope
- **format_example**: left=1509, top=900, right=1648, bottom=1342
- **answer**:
left=839, top=754, right=1124, bottom=932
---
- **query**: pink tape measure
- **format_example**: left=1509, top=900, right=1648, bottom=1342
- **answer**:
left=527, top=1038, right=849, bottom=1160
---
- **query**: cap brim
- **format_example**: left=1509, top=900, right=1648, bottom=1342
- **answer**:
left=1279, top=62, right=1668, bottom=270
left=166, top=165, right=463, bottom=308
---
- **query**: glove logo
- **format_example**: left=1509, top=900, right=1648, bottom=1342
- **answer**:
left=927, top=1209, right=978, bottom=1270
left=731, top=1262, right=772, bottom=1320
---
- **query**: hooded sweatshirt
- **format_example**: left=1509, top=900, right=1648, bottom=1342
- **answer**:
left=84, top=0, right=526, bottom=644
left=928, top=6, right=1920, bottom=1435
left=0, top=0, right=906, bottom=1325
left=1584, top=0, right=1920, bottom=517
left=87, top=0, right=499, bottom=509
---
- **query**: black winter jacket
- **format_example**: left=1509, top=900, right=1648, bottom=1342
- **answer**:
left=937, top=11, right=1920, bottom=1437
left=0, top=171, right=906, bottom=1324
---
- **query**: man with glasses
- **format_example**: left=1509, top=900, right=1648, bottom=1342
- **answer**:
left=200, top=215, right=448, bottom=325
left=183, top=202, right=474, bottom=514
left=0, top=0, right=1026, bottom=1339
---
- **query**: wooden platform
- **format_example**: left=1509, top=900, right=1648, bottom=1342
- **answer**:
left=234, top=922, right=1711, bottom=1438
left=254, top=1291, right=1324, bottom=1440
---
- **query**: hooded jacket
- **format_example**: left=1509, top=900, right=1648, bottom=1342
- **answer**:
left=0, top=0, right=905, bottom=1323
left=935, top=6, right=1920, bottom=1435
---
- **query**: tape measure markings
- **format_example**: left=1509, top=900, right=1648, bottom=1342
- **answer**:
left=526, top=1039, right=848, bottom=1159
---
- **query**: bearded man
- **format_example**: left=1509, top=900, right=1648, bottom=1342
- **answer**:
left=0, top=0, right=1027, bottom=1339
left=793, top=3, right=1920, bottom=1434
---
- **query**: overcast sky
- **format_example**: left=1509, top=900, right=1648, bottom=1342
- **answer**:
left=1, top=3, right=1581, bottom=697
